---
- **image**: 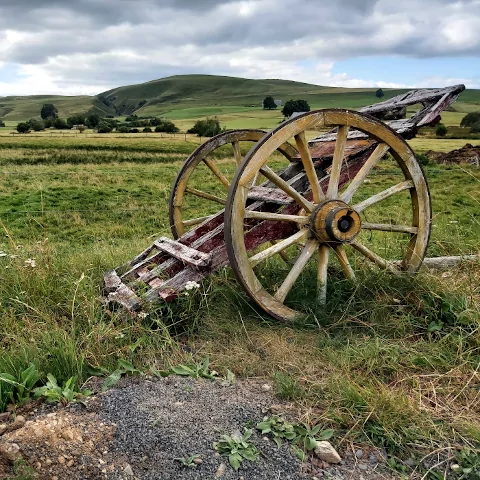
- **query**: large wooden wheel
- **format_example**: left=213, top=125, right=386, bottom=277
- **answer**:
left=169, top=129, right=297, bottom=238
left=224, top=109, right=431, bottom=322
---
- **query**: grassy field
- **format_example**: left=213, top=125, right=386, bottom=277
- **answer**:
left=0, top=130, right=479, bottom=478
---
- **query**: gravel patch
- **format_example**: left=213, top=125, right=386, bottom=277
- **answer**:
left=101, top=376, right=305, bottom=479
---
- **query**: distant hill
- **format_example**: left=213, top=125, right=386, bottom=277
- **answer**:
left=1, top=74, right=479, bottom=123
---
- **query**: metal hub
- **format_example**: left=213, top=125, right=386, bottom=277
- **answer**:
left=310, top=200, right=361, bottom=243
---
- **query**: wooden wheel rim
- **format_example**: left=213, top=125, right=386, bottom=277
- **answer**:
left=169, top=129, right=297, bottom=238
left=224, top=109, right=431, bottom=322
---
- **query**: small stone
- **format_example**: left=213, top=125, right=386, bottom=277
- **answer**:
left=193, top=457, right=202, bottom=465
left=261, top=384, right=271, bottom=392
left=358, top=463, right=368, bottom=471
left=61, top=429, right=75, bottom=441
left=36, top=462, right=41, bottom=469
left=0, top=443, right=22, bottom=462
left=314, top=441, right=342, bottom=464
left=124, top=464, right=134, bottom=476
left=58, top=455, right=65, bottom=464
left=355, top=449, right=364, bottom=459
left=46, top=459, right=52, bottom=465
left=405, top=458, right=416, bottom=467
left=451, top=464, right=460, bottom=471
left=369, top=454, right=377, bottom=464
left=215, top=462, right=227, bottom=477
left=67, top=459, right=74, bottom=467
left=5, top=415, right=25, bottom=433
left=52, top=477, right=58, bottom=480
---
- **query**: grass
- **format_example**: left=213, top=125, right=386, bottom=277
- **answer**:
left=0, top=132, right=479, bottom=475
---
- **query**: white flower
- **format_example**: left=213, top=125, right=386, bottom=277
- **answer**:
left=185, top=281, right=200, bottom=291
left=24, top=258, right=36, bottom=268
left=184, top=292, right=189, bottom=296
left=137, top=311, right=149, bottom=319
left=9, top=254, right=18, bottom=259
left=0, top=251, right=7, bottom=257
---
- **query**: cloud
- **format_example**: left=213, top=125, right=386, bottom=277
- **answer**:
left=0, top=0, right=479, bottom=95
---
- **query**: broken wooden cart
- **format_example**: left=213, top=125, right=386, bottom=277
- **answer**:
left=105, top=84, right=465, bottom=322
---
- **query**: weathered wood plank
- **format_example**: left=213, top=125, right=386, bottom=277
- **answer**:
left=154, top=237, right=212, bottom=268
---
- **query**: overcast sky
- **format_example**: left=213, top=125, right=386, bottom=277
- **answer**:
left=0, top=0, right=479, bottom=96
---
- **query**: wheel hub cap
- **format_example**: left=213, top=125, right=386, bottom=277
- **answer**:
left=310, top=200, right=361, bottom=243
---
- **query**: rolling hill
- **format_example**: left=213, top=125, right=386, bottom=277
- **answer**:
left=1, top=74, right=479, bottom=127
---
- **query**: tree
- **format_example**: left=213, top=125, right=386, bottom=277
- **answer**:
left=143, top=127, right=152, bottom=133
left=41, top=104, right=58, bottom=119
left=54, top=118, right=69, bottom=129
left=67, top=113, right=86, bottom=128
left=470, top=122, right=480, bottom=134
left=460, top=112, right=480, bottom=128
left=44, top=116, right=55, bottom=128
left=263, top=96, right=277, bottom=110
left=27, top=118, right=45, bottom=131
left=281, top=99, right=311, bottom=118
left=77, top=125, right=86, bottom=133
left=85, top=113, right=100, bottom=129
left=16, top=122, right=30, bottom=133
left=154, top=119, right=179, bottom=133
left=97, top=121, right=113, bottom=133
left=435, top=123, right=448, bottom=137
left=0, top=120, right=5, bottom=127
left=375, top=88, right=384, bottom=98
left=187, top=117, right=223, bottom=137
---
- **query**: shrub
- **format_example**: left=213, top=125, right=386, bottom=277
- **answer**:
left=435, top=123, right=448, bottom=137
left=16, top=122, right=30, bottom=133
left=470, top=122, right=480, bottom=134
left=54, top=118, right=69, bottom=130
left=187, top=117, right=223, bottom=137
left=0, top=120, right=5, bottom=127
left=460, top=112, right=480, bottom=128
left=97, top=121, right=113, bottom=133
left=143, top=127, right=152, bottom=133
left=118, top=126, right=128, bottom=133
left=376, top=88, right=385, bottom=98
left=27, top=119, right=45, bottom=132
left=154, top=119, right=179, bottom=133
left=129, top=128, right=139, bottom=133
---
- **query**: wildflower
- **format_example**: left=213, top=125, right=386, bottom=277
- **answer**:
left=115, top=333, right=126, bottom=339
left=137, top=311, right=149, bottom=319
left=24, top=258, right=36, bottom=268
left=9, top=254, right=18, bottom=259
left=0, top=251, right=7, bottom=257
left=185, top=281, right=200, bottom=291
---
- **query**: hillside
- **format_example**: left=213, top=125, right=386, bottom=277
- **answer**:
left=1, top=74, right=479, bottom=126
left=0, top=95, right=113, bottom=122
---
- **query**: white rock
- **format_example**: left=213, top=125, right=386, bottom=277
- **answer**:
left=124, top=464, right=134, bottom=476
left=261, top=384, right=272, bottom=392
left=215, top=462, right=226, bottom=477
left=314, top=441, right=342, bottom=464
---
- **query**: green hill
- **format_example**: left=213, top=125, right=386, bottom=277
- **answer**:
left=1, top=74, right=479, bottom=128
left=0, top=95, right=113, bottom=122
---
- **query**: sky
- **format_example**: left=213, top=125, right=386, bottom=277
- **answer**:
left=0, top=0, right=479, bottom=96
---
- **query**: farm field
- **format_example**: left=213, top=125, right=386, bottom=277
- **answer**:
left=0, top=130, right=479, bottom=476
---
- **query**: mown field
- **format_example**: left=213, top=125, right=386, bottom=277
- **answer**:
left=0, top=131, right=479, bottom=477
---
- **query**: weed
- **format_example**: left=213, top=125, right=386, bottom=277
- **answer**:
left=102, top=359, right=140, bottom=392
left=170, top=358, right=217, bottom=380
left=33, top=374, right=92, bottom=404
left=256, top=415, right=296, bottom=447
left=0, top=364, right=40, bottom=410
left=273, top=372, right=304, bottom=400
left=214, top=428, right=259, bottom=471
left=293, top=424, right=334, bottom=452
left=174, top=454, right=202, bottom=468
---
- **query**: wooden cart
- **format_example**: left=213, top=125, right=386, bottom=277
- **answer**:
left=105, top=84, right=465, bottom=322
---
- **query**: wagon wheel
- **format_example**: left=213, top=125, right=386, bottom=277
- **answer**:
left=224, top=109, right=431, bottom=322
left=169, top=129, right=298, bottom=238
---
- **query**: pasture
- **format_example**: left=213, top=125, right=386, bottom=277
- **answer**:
left=0, top=130, right=479, bottom=475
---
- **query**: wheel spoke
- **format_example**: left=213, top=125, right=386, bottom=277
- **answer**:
left=332, top=244, right=356, bottom=280
left=185, top=186, right=226, bottom=205
left=341, top=143, right=390, bottom=203
left=232, top=141, right=242, bottom=166
left=295, top=132, right=324, bottom=204
left=350, top=240, right=398, bottom=273
left=353, top=180, right=414, bottom=212
left=362, top=222, right=418, bottom=234
left=326, top=125, right=349, bottom=199
left=249, top=229, right=309, bottom=268
left=272, top=240, right=291, bottom=265
left=183, top=215, right=213, bottom=227
left=203, top=158, right=230, bottom=189
left=275, top=239, right=317, bottom=303
left=260, top=165, right=314, bottom=212
left=244, top=211, right=309, bottom=224
left=317, top=244, right=330, bottom=304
